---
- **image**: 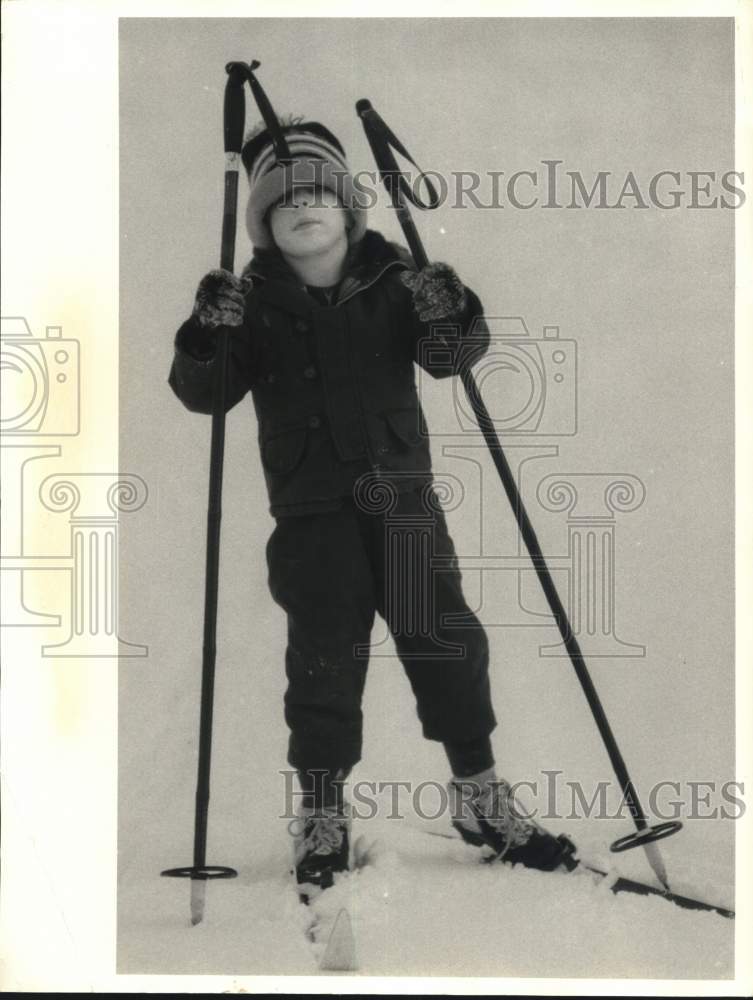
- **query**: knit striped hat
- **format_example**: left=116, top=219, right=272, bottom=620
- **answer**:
left=241, top=119, right=368, bottom=249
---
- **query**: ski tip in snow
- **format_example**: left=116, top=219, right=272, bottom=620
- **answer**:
left=319, top=907, right=357, bottom=972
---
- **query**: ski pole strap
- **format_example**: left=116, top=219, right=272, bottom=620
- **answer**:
left=356, top=99, right=439, bottom=211
left=244, top=59, right=292, bottom=164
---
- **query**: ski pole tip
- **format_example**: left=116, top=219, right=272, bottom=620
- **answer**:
left=190, top=879, right=207, bottom=926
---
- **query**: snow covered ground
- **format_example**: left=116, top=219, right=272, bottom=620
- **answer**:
left=117, top=778, right=734, bottom=980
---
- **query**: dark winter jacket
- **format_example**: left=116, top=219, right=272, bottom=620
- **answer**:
left=167, top=229, right=489, bottom=516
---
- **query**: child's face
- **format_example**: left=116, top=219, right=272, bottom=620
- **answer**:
left=268, top=184, right=349, bottom=258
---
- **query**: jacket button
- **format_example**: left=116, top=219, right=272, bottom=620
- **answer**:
left=303, top=365, right=317, bottom=380
left=295, top=318, right=309, bottom=333
left=308, top=415, right=321, bottom=429
left=266, top=373, right=277, bottom=384
left=377, top=445, right=390, bottom=455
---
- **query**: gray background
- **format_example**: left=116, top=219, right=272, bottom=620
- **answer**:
left=118, top=17, right=735, bottom=974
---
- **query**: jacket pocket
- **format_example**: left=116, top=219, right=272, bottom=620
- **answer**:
left=261, top=424, right=308, bottom=475
left=385, top=408, right=425, bottom=448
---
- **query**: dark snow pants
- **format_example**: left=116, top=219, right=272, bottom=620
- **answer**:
left=266, top=486, right=496, bottom=772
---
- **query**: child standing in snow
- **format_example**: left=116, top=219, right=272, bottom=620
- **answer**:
left=168, top=117, right=571, bottom=892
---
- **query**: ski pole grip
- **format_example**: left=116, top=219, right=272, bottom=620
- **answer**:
left=356, top=99, right=373, bottom=117
left=224, top=62, right=248, bottom=154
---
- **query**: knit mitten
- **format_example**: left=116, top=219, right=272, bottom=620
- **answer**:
left=400, top=262, right=468, bottom=323
left=192, top=269, right=250, bottom=329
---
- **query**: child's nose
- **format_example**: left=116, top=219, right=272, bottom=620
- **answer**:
left=291, top=187, right=317, bottom=209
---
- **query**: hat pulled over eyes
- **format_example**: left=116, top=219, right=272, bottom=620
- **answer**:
left=241, top=120, right=368, bottom=249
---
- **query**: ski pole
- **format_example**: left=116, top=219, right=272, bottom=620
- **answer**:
left=161, top=61, right=249, bottom=925
left=356, top=98, right=682, bottom=890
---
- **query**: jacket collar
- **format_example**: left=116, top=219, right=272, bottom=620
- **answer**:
left=241, top=229, right=412, bottom=317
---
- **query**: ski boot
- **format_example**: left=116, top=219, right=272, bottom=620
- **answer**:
left=448, top=774, right=577, bottom=872
left=291, top=803, right=351, bottom=902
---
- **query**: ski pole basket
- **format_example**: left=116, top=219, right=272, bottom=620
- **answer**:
left=161, top=865, right=238, bottom=879
left=610, top=820, right=683, bottom=854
